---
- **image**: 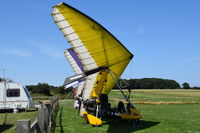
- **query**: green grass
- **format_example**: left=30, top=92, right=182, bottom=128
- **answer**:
left=136, top=104, right=200, bottom=133
left=55, top=89, right=200, bottom=133
left=55, top=100, right=110, bottom=133
left=110, top=89, right=200, bottom=103
left=0, top=111, right=36, bottom=133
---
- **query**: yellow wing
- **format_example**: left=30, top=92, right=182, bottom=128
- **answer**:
left=52, top=2, right=133, bottom=98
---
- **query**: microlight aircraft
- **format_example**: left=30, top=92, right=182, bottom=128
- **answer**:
left=52, top=2, right=142, bottom=126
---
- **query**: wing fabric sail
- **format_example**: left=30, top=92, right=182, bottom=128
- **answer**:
left=52, top=2, right=133, bottom=98
left=64, top=48, right=84, bottom=74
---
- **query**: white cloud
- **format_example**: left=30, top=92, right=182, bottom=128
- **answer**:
left=184, top=57, right=200, bottom=62
left=137, top=25, right=145, bottom=34
left=3, top=49, right=32, bottom=57
left=30, top=41, right=63, bottom=59
left=38, top=45, right=63, bottom=59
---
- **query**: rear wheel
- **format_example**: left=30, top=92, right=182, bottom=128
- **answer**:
left=117, top=101, right=126, bottom=113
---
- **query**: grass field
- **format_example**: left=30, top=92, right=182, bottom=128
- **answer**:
left=55, top=89, right=200, bottom=133
left=0, top=111, right=36, bottom=133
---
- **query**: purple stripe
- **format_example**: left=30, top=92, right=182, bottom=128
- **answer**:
left=68, top=48, right=85, bottom=73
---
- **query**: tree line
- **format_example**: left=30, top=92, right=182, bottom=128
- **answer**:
left=26, top=83, right=65, bottom=96
left=23, top=78, right=200, bottom=96
left=114, top=78, right=199, bottom=89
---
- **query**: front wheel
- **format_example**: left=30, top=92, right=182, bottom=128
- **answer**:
left=132, top=119, right=140, bottom=129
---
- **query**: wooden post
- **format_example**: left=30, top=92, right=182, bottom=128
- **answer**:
left=45, top=103, right=52, bottom=133
left=45, top=103, right=52, bottom=114
left=37, top=108, right=49, bottom=133
left=16, top=119, right=30, bottom=133
left=29, top=119, right=39, bottom=133
left=50, top=96, right=58, bottom=105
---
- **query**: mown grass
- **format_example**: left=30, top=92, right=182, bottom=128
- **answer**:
left=137, top=104, right=200, bottom=133
left=110, top=89, right=200, bottom=103
left=55, top=89, right=200, bottom=133
left=0, top=111, right=36, bottom=133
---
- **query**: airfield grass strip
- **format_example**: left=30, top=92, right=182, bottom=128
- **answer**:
left=110, top=98, right=200, bottom=104
left=133, top=101, right=200, bottom=104
left=55, top=100, right=200, bottom=133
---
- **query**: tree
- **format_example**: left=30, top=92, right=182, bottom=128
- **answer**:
left=182, top=82, right=190, bottom=89
left=55, top=86, right=65, bottom=94
left=27, top=83, right=51, bottom=96
left=26, top=83, right=67, bottom=96
left=0, top=78, right=6, bottom=82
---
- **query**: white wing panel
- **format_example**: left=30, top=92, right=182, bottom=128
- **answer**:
left=52, top=7, right=98, bottom=71
left=81, top=73, right=98, bottom=100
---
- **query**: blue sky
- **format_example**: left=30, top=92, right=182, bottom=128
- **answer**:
left=0, top=0, right=200, bottom=87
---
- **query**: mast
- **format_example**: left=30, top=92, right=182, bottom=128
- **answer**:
left=0, top=69, right=6, bottom=108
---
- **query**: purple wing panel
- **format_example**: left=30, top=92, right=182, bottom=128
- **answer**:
left=65, top=48, right=85, bottom=74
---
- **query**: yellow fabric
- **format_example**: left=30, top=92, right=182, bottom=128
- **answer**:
left=82, top=112, right=89, bottom=122
left=55, top=3, right=133, bottom=96
left=120, top=108, right=142, bottom=120
left=83, top=112, right=102, bottom=126
left=90, top=71, right=107, bottom=98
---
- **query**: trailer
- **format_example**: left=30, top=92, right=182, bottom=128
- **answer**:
left=0, top=81, right=33, bottom=112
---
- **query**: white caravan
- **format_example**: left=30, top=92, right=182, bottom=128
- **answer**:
left=0, top=81, right=33, bottom=110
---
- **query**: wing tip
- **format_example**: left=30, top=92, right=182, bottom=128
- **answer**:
left=130, top=54, right=134, bottom=59
left=52, top=2, right=65, bottom=8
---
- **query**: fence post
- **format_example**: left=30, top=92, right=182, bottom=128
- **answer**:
left=45, top=103, right=52, bottom=114
left=37, top=107, right=49, bottom=133
left=45, top=103, right=52, bottom=133
left=16, top=119, right=31, bottom=133
left=48, top=96, right=59, bottom=133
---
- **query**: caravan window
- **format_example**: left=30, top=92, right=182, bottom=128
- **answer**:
left=7, top=89, right=20, bottom=97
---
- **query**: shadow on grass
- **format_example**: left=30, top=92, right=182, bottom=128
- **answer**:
left=0, top=124, right=13, bottom=132
left=59, top=106, right=64, bottom=133
left=107, top=120, right=159, bottom=133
